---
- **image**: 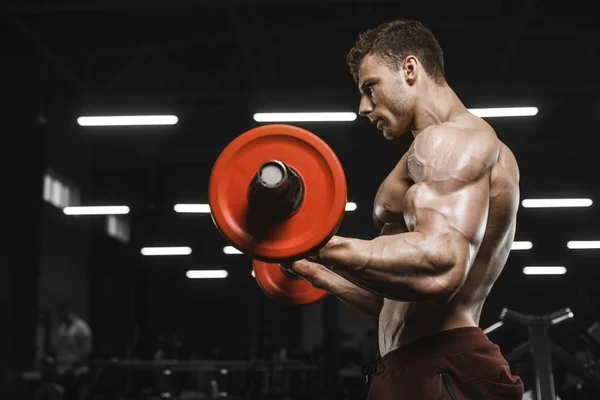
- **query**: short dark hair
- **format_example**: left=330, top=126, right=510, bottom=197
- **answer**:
left=346, top=19, right=446, bottom=85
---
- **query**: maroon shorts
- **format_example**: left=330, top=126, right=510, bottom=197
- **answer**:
left=365, top=327, right=524, bottom=399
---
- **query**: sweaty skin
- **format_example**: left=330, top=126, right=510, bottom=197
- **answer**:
left=289, top=54, right=520, bottom=357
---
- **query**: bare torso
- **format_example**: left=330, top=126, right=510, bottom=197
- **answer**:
left=373, top=113, right=520, bottom=357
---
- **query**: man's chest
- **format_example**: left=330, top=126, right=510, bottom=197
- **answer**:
left=373, top=161, right=419, bottom=232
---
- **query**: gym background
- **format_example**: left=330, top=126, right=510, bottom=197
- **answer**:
left=2, top=1, right=600, bottom=399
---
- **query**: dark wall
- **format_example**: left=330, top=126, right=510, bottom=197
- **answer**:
left=1, top=32, right=47, bottom=380
left=136, top=255, right=303, bottom=360
left=88, top=227, right=138, bottom=358
left=38, top=204, right=92, bottom=324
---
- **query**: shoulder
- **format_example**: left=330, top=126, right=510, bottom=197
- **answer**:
left=74, top=318, right=92, bottom=336
left=407, top=124, right=500, bottom=186
left=412, top=123, right=499, bottom=172
left=414, top=124, right=498, bottom=160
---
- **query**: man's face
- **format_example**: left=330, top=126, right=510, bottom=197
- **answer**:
left=357, top=54, right=414, bottom=140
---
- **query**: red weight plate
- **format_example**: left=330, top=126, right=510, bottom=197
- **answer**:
left=253, top=259, right=328, bottom=306
left=208, top=124, right=347, bottom=262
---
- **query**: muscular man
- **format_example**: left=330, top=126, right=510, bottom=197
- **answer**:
left=50, top=300, right=93, bottom=400
left=288, top=19, right=524, bottom=399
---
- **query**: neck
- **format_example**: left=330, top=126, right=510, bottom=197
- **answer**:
left=410, top=82, right=466, bottom=137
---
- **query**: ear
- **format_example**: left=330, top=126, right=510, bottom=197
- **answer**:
left=402, top=55, right=419, bottom=85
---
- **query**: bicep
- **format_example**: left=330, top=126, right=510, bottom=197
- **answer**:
left=409, top=128, right=497, bottom=257
left=411, top=174, right=490, bottom=269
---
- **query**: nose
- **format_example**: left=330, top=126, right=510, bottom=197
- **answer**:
left=358, top=96, right=373, bottom=117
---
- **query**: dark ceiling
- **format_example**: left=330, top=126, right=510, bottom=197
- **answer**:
left=3, top=1, right=600, bottom=314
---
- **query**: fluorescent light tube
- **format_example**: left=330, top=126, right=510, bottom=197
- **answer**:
left=63, top=206, right=130, bottom=215
left=523, top=266, right=566, bottom=275
left=223, top=246, right=242, bottom=255
left=567, top=241, right=600, bottom=249
left=253, top=112, right=357, bottom=122
left=511, top=241, right=533, bottom=250
left=521, top=198, right=593, bottom=208
left=186, top=270, right=228, bottom=279
left=174, top=204, right=211, bottom=213
left=77, top=115, right=178, bottom=126
left=141, top=246, right=192, bottom=256
left=345, top=202, right=357, bottom=211
left=468, top=107, right=538, bottom=118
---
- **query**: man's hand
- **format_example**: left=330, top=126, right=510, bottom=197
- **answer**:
left=286, top=259, right=330, bottom=289
left=308, top=235, right=349, bottom=264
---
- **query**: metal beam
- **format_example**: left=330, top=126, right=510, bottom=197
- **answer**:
left=2, top=11, right=88, bottom=96
left=92, top=51, right=150, bottom=94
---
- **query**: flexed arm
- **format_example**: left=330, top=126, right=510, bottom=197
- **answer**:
left=297, top=128, right=499, bottom=304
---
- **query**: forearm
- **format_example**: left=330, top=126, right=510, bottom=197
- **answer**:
left=318, top=233, right=461, bottom=303
left=331, top=276, right=384, bottom=318
left=289, top=260, right=383, bottom=318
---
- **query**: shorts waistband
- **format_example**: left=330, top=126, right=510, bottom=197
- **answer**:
left=380, top=326, right=491, bottom=365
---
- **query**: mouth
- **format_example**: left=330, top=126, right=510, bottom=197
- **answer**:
left=376, top=119, right=384, bottom=130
